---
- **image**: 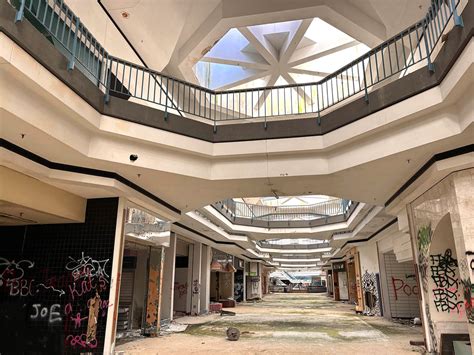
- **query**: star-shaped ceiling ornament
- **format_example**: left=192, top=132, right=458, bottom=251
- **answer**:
left=194, top=18, right=369, bottom=111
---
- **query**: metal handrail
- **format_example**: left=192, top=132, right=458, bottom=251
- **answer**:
left=215, top=198, right=352, bottom=222
left=12, top=0, right=464, bottom=129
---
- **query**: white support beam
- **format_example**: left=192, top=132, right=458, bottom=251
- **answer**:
left=199, top=56, right=271, bottom=70
left=280, top=19, right=313, bottom=64
left=289, top=40, right=359, bottom=67
left=215, top=70, right=271, bottom=91
left=239, top=27, right=278, bottom=66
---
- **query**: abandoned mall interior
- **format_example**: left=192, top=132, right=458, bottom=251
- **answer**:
left=0, top=0, right=473, bottom=353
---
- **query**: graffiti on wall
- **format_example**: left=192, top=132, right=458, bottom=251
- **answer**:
left=462, top=251, right=474, bottom=323
left=0, top=253, right=111, bottom=351
left=430, top=249, right=463, bottom=313
left=361, top=271, right=380, bottom=316
left=417, top=224, right=432, bottom=293
left=174, top=282, right=188, bottom=298
left=391, top=275, right=419, bottom=300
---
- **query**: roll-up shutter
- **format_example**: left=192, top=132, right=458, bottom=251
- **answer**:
left=119, top=270, right=135, bottom=306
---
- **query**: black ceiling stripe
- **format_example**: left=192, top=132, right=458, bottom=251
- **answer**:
left=385, top=144, right=474, bottom=207
left=328, top=218, right=397, bottom=262
left=173, top=222, right=264, bottom=261
left=0, top=139, right=181, bottom=214
left=96, top=0, right=148, bottom=68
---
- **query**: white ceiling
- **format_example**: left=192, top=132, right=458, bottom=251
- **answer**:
left=68, top=0, right=430, bottom=79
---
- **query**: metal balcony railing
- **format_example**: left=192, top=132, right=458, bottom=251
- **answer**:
left=11, top=0, right=464, bottom=131
left=257, top=240, right=331, bottom=250
left=216, top=198, right=352, bottom=222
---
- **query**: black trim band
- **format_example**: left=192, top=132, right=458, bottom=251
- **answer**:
left=173, top=222, right=264, bottom=262
left=328, top=218, right=397, bottom=262
left=0, top=139, right=181, bottom=215
left=385, top=144, right=474, bottom=207
left=97, top=0, right=148, bottom=68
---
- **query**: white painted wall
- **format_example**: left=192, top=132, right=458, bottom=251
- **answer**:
left=358, top=242, right=378, bottom=274
left=173, top=267, right=189, bottom=313
left=66, top=0, right=143, bottom=65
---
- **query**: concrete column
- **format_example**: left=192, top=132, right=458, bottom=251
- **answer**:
left=186, top=244, right=193, bottom=314
left=246, top=262, right=262, bottom=300
left=200, top=245, right=211, bottom=314
left=104, top=198, right=126, bottom=355
left=160, top=233, right=177, bottom=322
left=191, top=242, right=202, bottom=315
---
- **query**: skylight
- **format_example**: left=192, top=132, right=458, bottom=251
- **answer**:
left=193, top=18, right=370, bottom=91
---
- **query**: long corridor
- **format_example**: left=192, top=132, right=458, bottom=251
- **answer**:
left=116, top=293, right=424, bottom=354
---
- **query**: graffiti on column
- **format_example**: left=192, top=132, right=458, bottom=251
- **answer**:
left=192, top=280, right=200, bottom=295
left=361, top=271, right=380, bottom=316
left=430, top=249, right=463, bottom=313
left=417, top=224, right=432, bottom=292
left=64, top=252, right=111, bottom=349
left=462, top=251, right=474, bottom=323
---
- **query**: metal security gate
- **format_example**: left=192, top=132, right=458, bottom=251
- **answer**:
left=383, top=251, right=420, bottom=319
left=118, top=269, right=135, bottom=331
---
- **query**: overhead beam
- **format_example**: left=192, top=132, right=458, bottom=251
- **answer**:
left=200, top=56, right=271, bottom=70
left=280, top=18, right=313, bottom=64
left=289, top=40, right=359, bottom=67
left=239, top=27, right=278, bottom=66
left=215, top=70, right=271, bottom=91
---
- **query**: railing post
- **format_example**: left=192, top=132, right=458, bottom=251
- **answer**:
left=451, top=0, right=464, bottom=27
left=164, top=78, right=169, bottom=121
left=423, top=16, right=435, bottom=72
left=67, top=16, right=79, bottom=71
left=363, top=57, right=369, bottom=103
left=15, top=0, right=26, bottom=23
left=104, top=55, right=111, bottom=104
left=316, top=84, right=321, bottom=126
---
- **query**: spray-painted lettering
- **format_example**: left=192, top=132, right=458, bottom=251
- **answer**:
left=65, top=334, right=97, bottom=349
left=30, top=303, right=62, bottom=323
left=66, top=252, right=110, bottom=283
left=430, top=249, right=463, bottom=313
left=392, top=276, right=419, bottom=300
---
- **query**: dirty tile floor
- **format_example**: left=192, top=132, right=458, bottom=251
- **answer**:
left=116, top=293, right=424, bottom=354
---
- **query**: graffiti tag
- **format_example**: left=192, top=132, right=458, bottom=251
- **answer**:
left=430, top=249, right=463, bottom=313
left=30, top=303, right=62, bottom=323
left=392, top=276, right=419, bottom=300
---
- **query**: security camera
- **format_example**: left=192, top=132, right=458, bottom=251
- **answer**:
left=129, top=154, right=138, bottom=162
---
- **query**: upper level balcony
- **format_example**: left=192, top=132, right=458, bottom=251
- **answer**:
left=212, top=197, right=356, bottom=228
left=3, top=0, right=469, bottom=142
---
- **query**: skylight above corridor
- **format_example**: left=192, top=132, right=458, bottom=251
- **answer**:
left=194, top=18, right=370, bottom=91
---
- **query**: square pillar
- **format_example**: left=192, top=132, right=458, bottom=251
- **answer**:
left=191, top=242, right=202, bottom=315
left=200, top=245, right=211, bottom=314
left=160, top=233, right=177, bottom=322
left=186, top=244, right=193, bottom=314
left=143, top=247, right=164, bottom=336
left=104, top=198, right=126, bottom=355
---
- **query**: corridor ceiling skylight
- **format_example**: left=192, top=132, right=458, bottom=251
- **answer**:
left=265, top=238, right=326, bottom=246
left=236, top=195, right=336, bottom=207
left=194, top=18, right=369, bottom=91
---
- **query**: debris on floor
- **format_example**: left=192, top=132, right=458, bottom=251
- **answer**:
left=226, top=327, right=240, bottom=341
left=221, top=310, right=236, bottom=316
left=161, top=323, right=188, bottom=333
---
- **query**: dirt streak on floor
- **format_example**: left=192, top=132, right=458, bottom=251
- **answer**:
left=116, top=293, right=424, bottom=354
